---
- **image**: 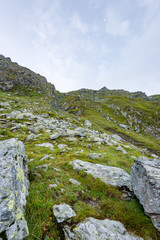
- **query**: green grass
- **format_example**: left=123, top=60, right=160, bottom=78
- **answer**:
left=0, top=89, right=160, bottom=239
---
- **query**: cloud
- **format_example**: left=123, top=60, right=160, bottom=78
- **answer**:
left=105, top=7, right=130, bottom=37
left=71, top=13, right=88, bottom=33
left=2, top=0, right=159, bottom=95
left=96, top=7, right=160, bottom=95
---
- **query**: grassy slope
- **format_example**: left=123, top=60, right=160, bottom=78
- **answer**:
left=0, top=89, right=160, bottom=240
left=58, top=92, right=160, bottom=156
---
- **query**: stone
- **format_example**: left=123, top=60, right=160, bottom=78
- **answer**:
left=69, top=178, right=81, bottom=186
left=67, top=137, right=78, bottom=142
left=50, top=133, right=60, bottom=140
left=116, top=146, right=127, bottom=154
left=53, top=203, right=76, bottom=223
left=64, top=217, right=143, bottom=240
left=0, top=138, right=29, bottom=240
left=0, top=101, right=10, bottom=108
left=40, top=155, right=54, bottom=161
left=84, top=120, right=92, bottom=127
left=70, top=160, right=132, bottom=192
left=58, top=144, right=68, bottom=150
left=35, top=164, right=50, bottom=172
left=10, top=111, right=36, bottom=120
left=48, top=184, right=58, bottom=188
left=35, top=143, right=54, bottom=150
left=131, top=158, right=160, bottom=231
left=73, top=127, right=87, bottom=137
left=88, top=153, right=104, bottom=159
left=119, top=124, right=129, bottom=130
left=112, top=134, right=123, bottom=142
left=25, top=133, right=37, bottom=141
left=28, top=126, right=39, bottom=134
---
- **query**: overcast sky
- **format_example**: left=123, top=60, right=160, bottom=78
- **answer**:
left=0, top=0, right=160, bottom=95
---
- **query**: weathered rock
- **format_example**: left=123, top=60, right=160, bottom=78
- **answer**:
left=28, top=126, right=39, bottom=134
left=69, top=178, right=81, bottom=186
left=64, top=217, right=143, bottom=240
left=9, top=111, right=36, bottom=120
left=88, top=153, right=104, bottom=159
left=58, top=144, right=68, bottom=150
left=131, top=158, right=160, bottom=231
left=50, top=133, right=60, bottom=140
left=53, top=203, right=76, bottom=223
left=35, top=143, right=54, bottom=150
left=116, top=145, right=127, bottom=154
left=25, top=133, right=37, bottom=141
left=119, top=124, right=129, bottom=130
left=70, top=160, right=132, bottom=191
left=0, top=138, right=29, bottom=240
left=112, top=134, right=123, bottom=142
left=84, top=120, right=92, bottom=127
left=48, top=184, right=58, bottom=188
left=35, top=164, right=50, bottom=172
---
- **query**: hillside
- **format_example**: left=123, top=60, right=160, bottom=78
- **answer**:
left=0, top=55, right=160, bottom=240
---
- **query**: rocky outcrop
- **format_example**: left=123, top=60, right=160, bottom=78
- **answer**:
left=0, top=138, right=29, bottom=240
left=64, top=217, right=143, bottom=240
left=70, top=160, right=132, bottom=192
left=131, top=158, right=160, bottom=231
left=0, top=54, right=55, bottom=94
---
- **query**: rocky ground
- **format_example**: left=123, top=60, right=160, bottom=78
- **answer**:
left=0, top=55, right=160, bottom=240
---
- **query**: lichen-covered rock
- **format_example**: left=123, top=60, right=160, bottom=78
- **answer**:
left=131, top=158, right=160, bottom=231
left=64, top=217, right=143, bottom=240
left=0, top=138, right=29, bottom=240
left=53, top=203, right=76, bottom=223
left=70, top=160, right=132, bottom=192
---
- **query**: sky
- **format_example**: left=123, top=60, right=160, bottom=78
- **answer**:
left=0, top=0, right=160, bottom=95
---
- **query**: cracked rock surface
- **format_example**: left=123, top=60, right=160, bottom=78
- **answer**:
left=0, top=138, right=29, bottom=240
left=64, top=217, right=143, bottom=240
left=131, top=158, right=160, bottom=231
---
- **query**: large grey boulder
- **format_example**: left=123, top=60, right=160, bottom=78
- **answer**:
left=0, top=138, right=29, bottom=240
left=131, top=158, right=160, bottom=231
left=64, top=217, right=143, bottom=240
left=70, top=160, right=132, bottom=192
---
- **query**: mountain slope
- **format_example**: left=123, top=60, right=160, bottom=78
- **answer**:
left=0, top=55, right=160, bottom=240
left=56, top=88, right=160, bottom=156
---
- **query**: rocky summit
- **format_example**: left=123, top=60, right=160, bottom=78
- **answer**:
left=0, top=55, right=160, bottom=240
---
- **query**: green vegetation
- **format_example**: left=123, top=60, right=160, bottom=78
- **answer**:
left=0, top=86, right=160, bottom=240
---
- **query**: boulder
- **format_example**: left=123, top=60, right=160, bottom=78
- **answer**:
left=131, top=158, right=160, bottom=231
left=64, top=217, right=143, bottom=240
left=53, top=203, right=76, bottom=223
left=0, top=138, right=29, bottom=240
left=9, top=111, right=36, bottom=120
left=70, top=160, right=132, bottom=192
